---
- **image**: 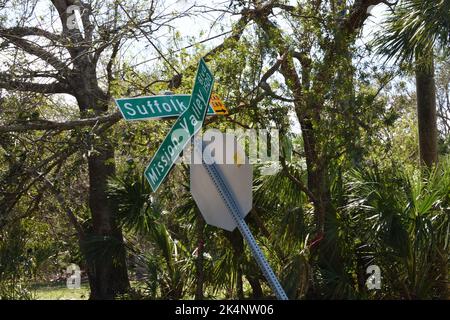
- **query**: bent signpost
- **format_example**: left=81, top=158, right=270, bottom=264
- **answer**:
left=115, top=58, right=288, bottom=300
left=195, top=138, right=288, bottom=300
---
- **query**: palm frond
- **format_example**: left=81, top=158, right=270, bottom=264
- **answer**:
left=343, top=160, right=450, bottom=298
left=374, top=0, right=450, bottom=65
left=107, top=172, right=161, bottom=234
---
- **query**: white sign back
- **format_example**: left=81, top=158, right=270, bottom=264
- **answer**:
left=190, top=132, right=252, bottom=231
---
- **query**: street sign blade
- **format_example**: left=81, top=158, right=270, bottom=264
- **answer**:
left=144, top=59, right=214, bottom=192
left=115, top=94, right=225, bottom=121
left=115, top=94, right=191, bottom=121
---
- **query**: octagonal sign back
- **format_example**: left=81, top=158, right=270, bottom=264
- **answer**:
left=190, top=132, right=252, bottom=231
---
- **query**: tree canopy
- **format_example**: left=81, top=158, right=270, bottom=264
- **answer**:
left=0, top=0, right=449, bottom=301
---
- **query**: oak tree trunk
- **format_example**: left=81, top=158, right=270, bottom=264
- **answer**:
left=74, top=88, right=130, bottom=299
left=85, top=139, right=130, bottom=299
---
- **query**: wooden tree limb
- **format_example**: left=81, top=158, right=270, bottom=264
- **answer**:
left=257, top=50, right=299, bottom=103
left=0, top=72, right=71, bottom=94
left=106, top=40, right=122, bottom=97
left=344, top=0, right=395, bottom=33
left=252, top=14, right=303, bottom=106
left=0, top=26, right=63, bottom=43
left=38, top=173, right=85, bottom=241
left=280, top=155, right=319, bottom=207
left=0, top=33, right=69, bottom=72
left=203, top=14, right=251, bottom=61
left=0, top=112, right=122, bottom=133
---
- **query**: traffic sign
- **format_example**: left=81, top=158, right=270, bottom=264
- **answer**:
left=191, top=133, right=288, bottom=300
left=190, top=133, right=252, bottom=231
left=115, top=94, right=227, bottom=121
left=144, top=59, right=214, bottom=192
left=209, top=93, right=228, bottom=115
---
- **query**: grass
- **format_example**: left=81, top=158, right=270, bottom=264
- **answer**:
left=31, top=280, right=143, bottom=300
left=32, top=281, right=90, bottom=300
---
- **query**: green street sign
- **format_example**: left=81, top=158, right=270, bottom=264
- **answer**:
left=144, top=59, right=214, bottom=191
left=115, top=94, right=217, bottom=120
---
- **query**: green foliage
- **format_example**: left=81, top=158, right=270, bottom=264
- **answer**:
left=106, top=170, right=193, bottom=299
left=375, top=0, right=450, bottom=65
left=343, top=161, right=450, bottom=299
left=108, top=172, right=160, bottom=234
left=0, top=222, right=34, bottom=299
left=0, top=0, right=449, bottom=301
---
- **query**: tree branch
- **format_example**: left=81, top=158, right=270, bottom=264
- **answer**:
left=106, top=40, right=121, bottom=99
left=0, top=72, right=71, bottom=94
left=0, top=112, right=122, bottom=133
left=0, top=32, right=69, bottom=72
left=0, top=26, right=63, bottom=43
left=253, top=14, right=303, bottom=103
left=38, top=173, right=85, bottom=240
left=343, top=0, right=393, bottom=33
left=203, top=13, right=250, bottom=61
left=257, top=50, right=298, bottom=102
left=280, top=155, right=319, bottom=206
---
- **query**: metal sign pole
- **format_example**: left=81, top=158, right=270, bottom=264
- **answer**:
left=199, top=142, right=288, bottom=300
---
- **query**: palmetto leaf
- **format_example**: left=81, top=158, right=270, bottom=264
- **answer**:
left=254, top=163, right=307, bottom=212
left=343, top=159, right=450, bottom=298
left=107, top=172, right=161, bottom=234
left=374, top=0, right=450, bottom=65
left=82, top=235, right=126, bottom=265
